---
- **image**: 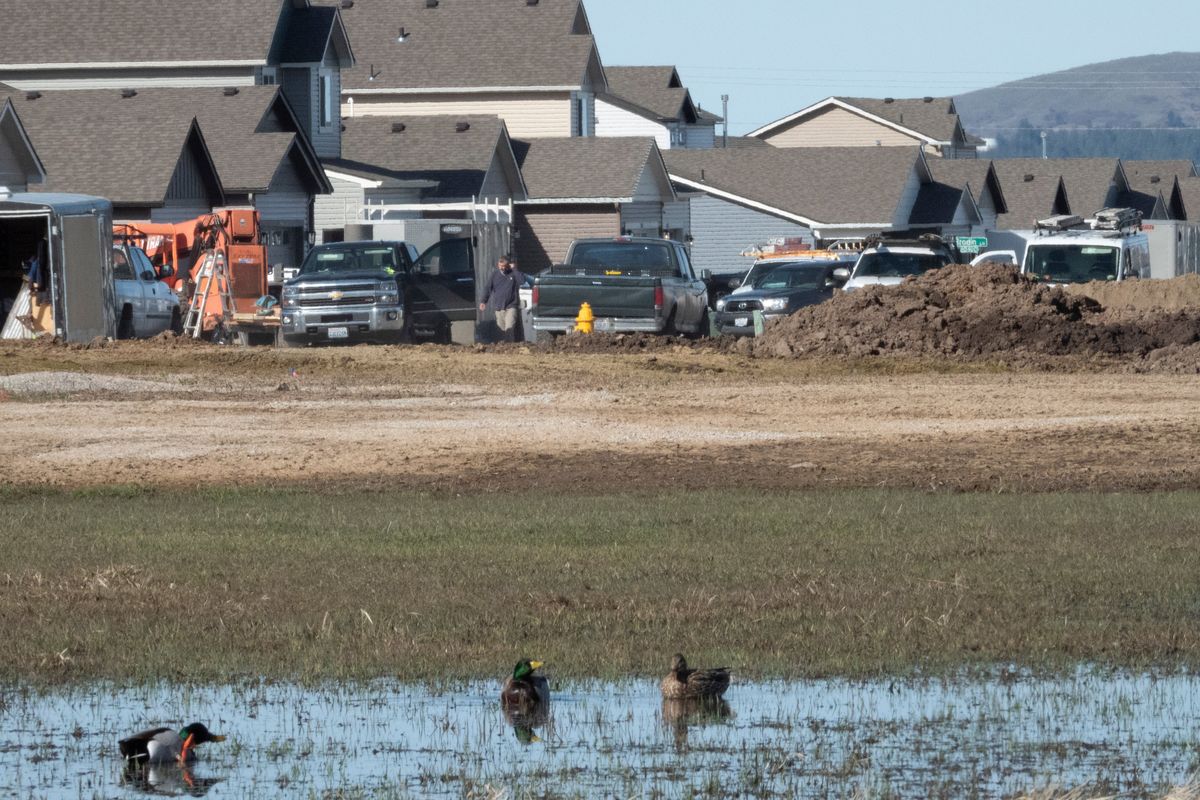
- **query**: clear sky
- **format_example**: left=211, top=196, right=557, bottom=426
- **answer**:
left=586, top=0, right=1200, bottom=135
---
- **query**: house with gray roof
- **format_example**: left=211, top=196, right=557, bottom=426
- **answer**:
left=333, top=0, right=606, bottom=139
left=0, top=98, right=45, bottom=193
left=1121, top=160, right=1197, bottom=220
left=3, top=86, right=331, bottom=271
left=315, top=115, right=525, bottom=251
left=1, top=89, right=224, bottom=221
left=749, top=97, right=979, bottom=159
left=989, top=158, right=1126, bottom=230
left=664, top=146, right=936, bottom=273
left=594, top=66, right=717, bottom=150
left=511, top=136, right=675, bottom=272
left=911, top=160, right=1008, bottom=234
left=0, top=0, right=354, bottom=159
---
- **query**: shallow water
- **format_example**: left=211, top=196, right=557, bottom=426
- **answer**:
left=2, top=668, right=1198, bottom=799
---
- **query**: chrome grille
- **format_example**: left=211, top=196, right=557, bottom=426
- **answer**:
left=725, top=300, right=763, bottom=312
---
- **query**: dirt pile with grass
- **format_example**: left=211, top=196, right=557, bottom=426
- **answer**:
left=752, top=264, right=1200, bottom=367
left=1068, top=273, right=1200, bottom=311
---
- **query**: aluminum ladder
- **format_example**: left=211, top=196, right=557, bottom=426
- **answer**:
left=182, top=250, right=235, bottom=340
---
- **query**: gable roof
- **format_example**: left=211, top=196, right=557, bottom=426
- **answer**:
left=512, top=137, right=669, bottom=202
left=331, top=115, right=524, bottom=199
left=990, top=160, right=1070, bottom=230
left=602, top=66, right=697, bottom=123
left=0, top=0, right=286, bottom=67
left=0, top=98, right=47, bottom=185
left=1121, top=159, right=1196, bottom=218
left=993, top=157, right=1124, bottom=220
left=664, top=146, right=927, bottom=227
left=1176, top=177, right=1200, bottom=222
left=1, top=89, right=223, bottom=206
left=749, top=96, right=967, bottom=146
left=328, top=0, right=604, bottom=93
left=925, top=159, right=1008, bottom=214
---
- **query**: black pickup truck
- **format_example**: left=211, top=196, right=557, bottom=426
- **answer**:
left=530, top=237, right=709, bottom=340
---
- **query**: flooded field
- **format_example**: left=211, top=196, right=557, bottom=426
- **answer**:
left=3, top=668, right=1198, bottom=799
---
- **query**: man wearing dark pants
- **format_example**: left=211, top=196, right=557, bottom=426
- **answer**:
left=479, top=254, right=526, bottom=342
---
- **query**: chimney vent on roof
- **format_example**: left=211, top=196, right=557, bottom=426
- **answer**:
left=923, top=96, right=933, bottom=103
left=24, top=91, right=41, bottom=101
left=425, top=0, right=438, bottom=7
left=223, top=87, right=239, bottom=96
left=396, top=27, right=409, bottom=42
left=455, top=121, right=471, bottom=133
left=341, top=0, right=354, bottom=7
left=526, top=0, right=540, bottom=5
left=1150, top=175, right=1162, bottom=184
left=1023, top=174, right=1035, bottom=182
left=121, top=89, right=137, bottom=98
left=883, top=97, right=895, bottom=104
left=391, top=122, right=406, bottom=133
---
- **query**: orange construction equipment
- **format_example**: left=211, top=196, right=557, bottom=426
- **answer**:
left=114, top=209, right=271, bottom=334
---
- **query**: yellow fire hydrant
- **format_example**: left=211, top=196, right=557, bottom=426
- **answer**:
left=574, top=302, right=595, bottom=334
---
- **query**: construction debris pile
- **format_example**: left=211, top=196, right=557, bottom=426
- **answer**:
left=750, top=264, right=1200, bottom=366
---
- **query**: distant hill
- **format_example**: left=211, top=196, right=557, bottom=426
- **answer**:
left=955, top=52, right=1200, bottom=135
left=954, top=53, right=1200, bottom=161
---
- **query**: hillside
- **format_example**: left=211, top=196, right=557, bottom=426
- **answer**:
left=955, top=52, right=1200, bottom=136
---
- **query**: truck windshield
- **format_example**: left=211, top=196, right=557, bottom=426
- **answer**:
left=568, top=241, right=677, bottom=276
left=854, top=251, right=950, bottom=278
left=1025, top=245, right=1118, bottom=283
left=299, top=246, right=400, bottom=276
left=747, top=263, right=831, bottom=290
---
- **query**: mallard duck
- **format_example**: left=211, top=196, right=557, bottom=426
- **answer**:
left=118, top=723, right=226, bottom=765
left=500, top=659, right=549, bottom=711
left=660, top=653, right=730, bottom=700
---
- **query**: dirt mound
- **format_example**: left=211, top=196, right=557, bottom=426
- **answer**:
left=753, top=264, right=1200, bottom=365
left=1067, top=273, right=1200, bottom=311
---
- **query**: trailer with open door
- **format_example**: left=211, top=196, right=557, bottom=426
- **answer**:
left=0, top=191, right=116, bottom=342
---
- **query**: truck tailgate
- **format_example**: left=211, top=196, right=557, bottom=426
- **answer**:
left=535, top=275, right=659, bottom=318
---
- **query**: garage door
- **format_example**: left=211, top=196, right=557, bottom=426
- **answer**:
left=514, top=206, right=620, bottom=273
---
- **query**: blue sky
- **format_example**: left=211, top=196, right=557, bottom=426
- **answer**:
left=586, top=0, right=1200, bottom=135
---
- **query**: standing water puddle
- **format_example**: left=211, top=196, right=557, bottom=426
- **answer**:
left=2, top=668, right=1198, bottom=798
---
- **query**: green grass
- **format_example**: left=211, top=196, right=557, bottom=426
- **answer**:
left=0, top=487, right=1197, bottom=684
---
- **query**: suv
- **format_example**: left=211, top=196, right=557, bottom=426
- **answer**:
left=838, top=234, right=956, bottom=291
left=714, top=255, right=852, bottom=336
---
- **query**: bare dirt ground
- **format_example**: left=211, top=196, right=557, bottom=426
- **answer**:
left=2, top=337, right=1199, bottom=492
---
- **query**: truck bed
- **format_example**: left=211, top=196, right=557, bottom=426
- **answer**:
left=535, top=273, right=660, bottom=319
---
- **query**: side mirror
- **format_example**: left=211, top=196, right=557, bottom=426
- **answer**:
left=833, top=267, right=851, bottom=281
left=140, top=270, right=156, bottom=282
left=158, top=265, right=175, bottom=279
left=727, top=277, right=741, bottom=289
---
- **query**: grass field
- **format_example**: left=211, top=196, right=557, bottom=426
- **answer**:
left=1, top=487, right=1198, bottom=684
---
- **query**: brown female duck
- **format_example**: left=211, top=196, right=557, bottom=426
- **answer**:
left=660, top=653, right=730, bottom=700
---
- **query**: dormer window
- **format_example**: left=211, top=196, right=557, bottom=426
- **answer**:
left=319, top=71, right=334, bottom=129
left=260, top=67, right=277, bottom=86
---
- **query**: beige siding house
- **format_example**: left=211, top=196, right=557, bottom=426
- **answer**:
left=750, top=97, right=980, bottom=159
left=336, top=0, right=607, bottom=139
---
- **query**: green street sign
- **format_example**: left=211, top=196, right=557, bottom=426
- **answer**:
left=956, top=236, right=988, bottom=254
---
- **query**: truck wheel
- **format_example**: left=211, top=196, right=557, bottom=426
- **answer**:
left=663, top=309, right=680, bottom=337
left=116, top=305, right=135, bottom=340
left=169, top=308, right=183, bottom=336
left=688, top=309, right=711, bottom=340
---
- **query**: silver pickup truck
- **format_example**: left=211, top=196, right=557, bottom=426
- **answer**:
left=531, top=237, right=709, bottom=340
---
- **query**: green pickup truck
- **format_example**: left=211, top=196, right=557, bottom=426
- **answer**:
left=530, top=237, right=710, bottom=341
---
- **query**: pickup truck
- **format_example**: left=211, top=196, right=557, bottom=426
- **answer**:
left=112, top=243, right=181, bottom=338
left=279, top=239, right=477, bottom=346
left=530, top=237, right=709, bottom=340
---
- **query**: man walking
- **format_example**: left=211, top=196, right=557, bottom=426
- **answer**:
left=479, top=254, right=527, bottom=342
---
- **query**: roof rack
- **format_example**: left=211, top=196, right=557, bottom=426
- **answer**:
left=1088, top=207, right=1142, bottom=233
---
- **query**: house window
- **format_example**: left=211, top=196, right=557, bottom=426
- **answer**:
left=319, top=71, right=334, bottom=129
left=260, top=67, right=277, bottom=86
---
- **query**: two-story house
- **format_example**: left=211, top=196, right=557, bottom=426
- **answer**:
left=595, top=66, right=718, bottom=150
left=750, top=97, right=980, bottom=160
left=335, top=0, right=606, bottom=138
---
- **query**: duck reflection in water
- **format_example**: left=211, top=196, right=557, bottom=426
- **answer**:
left=661, top=696, right=734, bottom=751
left=120, top=762, right=224, bottom=797
left=503, top=703, right=551, bottom=745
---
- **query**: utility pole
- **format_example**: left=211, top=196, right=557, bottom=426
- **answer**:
left=722, top=94, right=729, bottom=148
left=1040, top=130, right=1048, bottom=160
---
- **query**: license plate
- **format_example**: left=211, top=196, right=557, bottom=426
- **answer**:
left=327, top=326, right=349, bottom=339
left=594, top=318, right=616, bottom=332
left=734, top=317, right=750, bottom=327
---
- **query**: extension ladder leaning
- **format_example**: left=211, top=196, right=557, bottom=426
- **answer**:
left=182, top=250, right=236, bottom=339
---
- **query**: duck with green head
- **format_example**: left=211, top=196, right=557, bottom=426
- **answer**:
left=500, top=659, right=549, bottom=711
left=118, top=723, right=226, bottom=765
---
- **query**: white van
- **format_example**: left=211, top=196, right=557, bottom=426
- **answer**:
left=973, top=209, right=1149, bottom=284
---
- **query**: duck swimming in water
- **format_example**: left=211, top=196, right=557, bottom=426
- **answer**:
left=660, top=653, right=730, bottom=700
left=500, top=659, right=549, bottom=711
left=119, top=723, right=226, bottom=765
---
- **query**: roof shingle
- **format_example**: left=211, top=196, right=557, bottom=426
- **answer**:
left=602, top=66, right=692, bottom=122
left=513, top=137, right=660, bottom=201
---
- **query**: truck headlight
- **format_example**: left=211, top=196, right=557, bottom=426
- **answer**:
left=281, top=287, right=298, bottom=308
left=715, top=297, right=728, bottom=311
left=377, top=282, right=400, bottom=305
left=762, top=298, right=789, bottom=312
left=378, top=292, right=399, bottom=305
